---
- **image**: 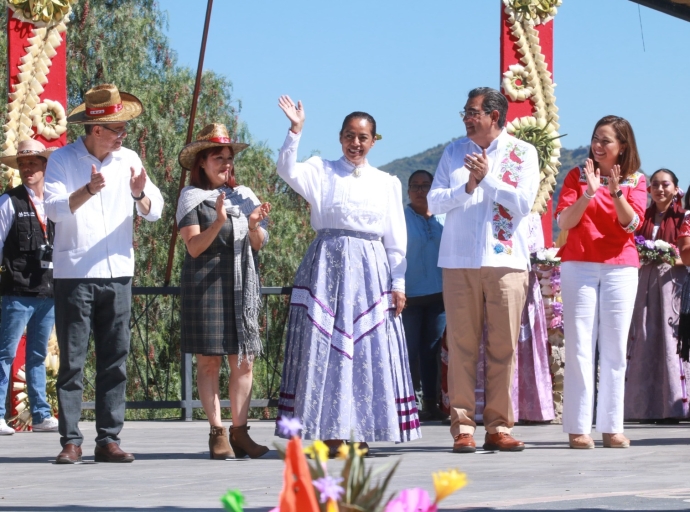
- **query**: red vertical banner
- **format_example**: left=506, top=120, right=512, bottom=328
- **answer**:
left=3, top=7, right=69, bottom=156
left=4, top=3, right=73, bottom=427
left=499, top=2, right=560, bottom=247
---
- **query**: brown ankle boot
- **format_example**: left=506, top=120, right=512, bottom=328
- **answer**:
left=229, top=424, right=269, bottom=459
left=209, top=426, right=234, bottom=460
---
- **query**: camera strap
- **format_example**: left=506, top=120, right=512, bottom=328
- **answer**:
left=26, top=194, right=47, bottom=242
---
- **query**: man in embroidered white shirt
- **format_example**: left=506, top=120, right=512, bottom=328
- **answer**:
left=44, top=84, right=164, bottom=464
left=428, top=87, right=539, bottom=453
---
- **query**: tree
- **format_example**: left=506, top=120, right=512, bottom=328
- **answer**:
left=0, top=0, right=312, bottom=416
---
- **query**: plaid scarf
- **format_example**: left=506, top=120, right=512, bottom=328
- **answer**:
left=177, top=186, right=263, bottom=362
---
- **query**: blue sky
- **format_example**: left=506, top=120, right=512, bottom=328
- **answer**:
left=163, top=0, right=690, bottom=187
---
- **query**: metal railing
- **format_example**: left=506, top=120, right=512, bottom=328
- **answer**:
left=80, top=286, right=292, bottom=420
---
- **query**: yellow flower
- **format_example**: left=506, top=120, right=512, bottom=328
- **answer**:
left=336, top=443, right=350, bottom=460
left=353, top=442, right=368, bottom=457
left=304, top=440, right=329, bottom=461
left=335, top=442, right=368, bottom=459
left=433, top=469, right=467, bottom=503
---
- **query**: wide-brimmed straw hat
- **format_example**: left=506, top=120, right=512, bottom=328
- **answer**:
left=0, top=139, right=57, bottom=169
left=178, top=123, right=249, bottom=170
left=67, top=84, right=143, bottom=124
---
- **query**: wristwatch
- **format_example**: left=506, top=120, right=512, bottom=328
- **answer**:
left=131, top=190, right=146, bottom=201
left=610, top=189, right=623, bottom=199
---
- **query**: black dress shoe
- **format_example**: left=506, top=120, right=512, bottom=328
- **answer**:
left=56, top=444, right=82, bottom=464
left=94, top=442, right=135, bottom=463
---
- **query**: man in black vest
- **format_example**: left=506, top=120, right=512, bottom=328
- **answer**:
left=0, top=139, right=57, bottom=435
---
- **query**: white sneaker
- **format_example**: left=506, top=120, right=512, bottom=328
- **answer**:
left=33, top=416, right=58, bottom=432
left=0, top=419, right=15, bottom=435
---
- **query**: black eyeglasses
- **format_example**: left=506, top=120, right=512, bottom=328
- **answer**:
left=100, top=124, right=128, bottom=138
left=409, top=184, right=431, bottom=193
left=459, top=110, right=491, bottom=120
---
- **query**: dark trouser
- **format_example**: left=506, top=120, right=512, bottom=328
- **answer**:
left=401, top=296, right=446, bottom=402
left=55, top=277, right=132, bottom=448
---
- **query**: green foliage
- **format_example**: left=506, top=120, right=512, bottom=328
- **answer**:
left=1, top=1, right=312, bottom=418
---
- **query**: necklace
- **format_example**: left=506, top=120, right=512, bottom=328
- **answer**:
left=343, top=156, right=365, bottom=178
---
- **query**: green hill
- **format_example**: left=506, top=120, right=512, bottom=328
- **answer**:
left=380, top=139, right=590, bottom=240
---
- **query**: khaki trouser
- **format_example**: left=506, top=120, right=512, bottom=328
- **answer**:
left=443, top=267, right=528, bottom=436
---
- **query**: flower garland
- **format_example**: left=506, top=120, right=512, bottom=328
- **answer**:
left=2, top=21, right=68, bottom=158
left=32, top=99, right=67, bottom=140
left=502, top=0, right=562, bottom=215
left=504, top=0, right=562, bottom=25
left=7, top=0, right=77, bottom=28
left=502, top=64, right=533, bottom=102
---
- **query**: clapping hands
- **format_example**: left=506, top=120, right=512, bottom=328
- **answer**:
left=249, top=202, right=271, bottom=230
left=583, top=158, right=600, bottom=197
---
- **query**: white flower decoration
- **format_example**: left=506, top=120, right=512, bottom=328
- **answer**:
left=654, top=240, right=672, bottom=251
left=502, top=64, right=533, bottom=102
left=32, top=99, right=67, bottom=140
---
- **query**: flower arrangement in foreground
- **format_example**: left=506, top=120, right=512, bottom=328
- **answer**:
left=634, top=236, right=679, bottom=266
left=220, top=417, right=467, bottom=512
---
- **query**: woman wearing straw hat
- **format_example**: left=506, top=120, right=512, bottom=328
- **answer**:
left=176, top=123, right=271, bottom=460
left=274, top=95, right=420, bottom=454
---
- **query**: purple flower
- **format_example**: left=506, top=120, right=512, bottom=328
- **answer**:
left=644, top=240, right=656, bottom=250
left=312, top=476, right=344, bottom=504
left=634, top=235, right=646, bottom=245
left=276, top=417, right=303, bottom=438
left=552, top=301, right=563, bottom=315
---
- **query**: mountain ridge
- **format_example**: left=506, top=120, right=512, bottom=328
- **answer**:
left=379, top=139, right=590, bottom=240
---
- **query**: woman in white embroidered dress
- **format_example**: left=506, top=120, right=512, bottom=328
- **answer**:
left=274, top=95, right=420, bottom=453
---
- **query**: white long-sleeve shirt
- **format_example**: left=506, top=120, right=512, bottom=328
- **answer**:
left=277, top=130, right=407, bottom=291
left=44, top=137, right=164, bottom=279
left=428, top=129, right=539, bottom=270
left=0, top=186, right=47, bottom=262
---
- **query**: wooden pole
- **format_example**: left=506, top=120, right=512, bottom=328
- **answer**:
left=164, top=0, right=214, bottom=286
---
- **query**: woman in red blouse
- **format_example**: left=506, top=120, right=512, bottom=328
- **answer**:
left=556, top=115, right=647, bottom=449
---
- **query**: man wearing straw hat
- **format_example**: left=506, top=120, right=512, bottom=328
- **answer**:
left=44, top=84, right=164, bottom=464
left=0, top=140, right=58, bottom=436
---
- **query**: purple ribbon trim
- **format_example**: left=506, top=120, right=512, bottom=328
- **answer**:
left=292, top=285, right=336, bottom=317
left=354, top=291, right=392, bottom=323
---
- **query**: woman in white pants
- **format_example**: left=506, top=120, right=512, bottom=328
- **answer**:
left=556, top=116, right=647, bottom=449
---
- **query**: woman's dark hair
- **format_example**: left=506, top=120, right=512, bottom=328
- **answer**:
left=685, top=185, right=690, bottom=210
left=340, top=112, right=376, bottom=138
left=588, top=115, right=641, bottom=179
left=650, top=168, right=678, bottom=188
left=189, top=146, right=237, bottom=190
left=468, top=87, right=509, bottom=128
left=408, top=169, right=433, bottom=187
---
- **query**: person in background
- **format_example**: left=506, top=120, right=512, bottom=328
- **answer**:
left=626, top=169, right=690, bottom=422
left=0, top=140, right=58, bottom=435
left=556, top=115, right=646, bottom=449
left=402, top=169, right=446, bottom=422
left=176, top=123, right=271, bottom=460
